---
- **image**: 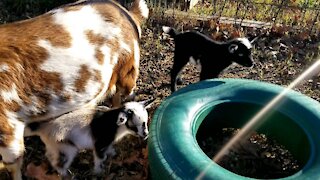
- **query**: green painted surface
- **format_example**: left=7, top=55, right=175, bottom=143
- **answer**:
left=148, top=78, right=320, bottom=180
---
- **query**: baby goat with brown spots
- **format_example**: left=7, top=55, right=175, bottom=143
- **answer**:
left=0, top=0, right=148, bottom=179
left=163, top=26, right=255, bottom=92
left=25, top=100, right=151, bottom=177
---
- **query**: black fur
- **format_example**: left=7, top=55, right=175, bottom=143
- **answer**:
left=27, top=122, right=41, bottom=131
left=57, top=151, right=67, bottom=168
left=165, top=27, right=254, bottom=92
left=90, top=107, right=123, bottom=158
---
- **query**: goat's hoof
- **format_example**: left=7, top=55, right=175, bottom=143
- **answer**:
left=93, top=165, right=105, bottom=175
left=60, top=174, right=72, bottom=180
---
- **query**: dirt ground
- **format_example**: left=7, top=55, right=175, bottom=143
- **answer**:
left=0, top=3, right=320, bottom=179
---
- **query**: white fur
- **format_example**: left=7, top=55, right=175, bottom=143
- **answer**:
left=0, top=111, right=24, bottom=163
left=35, top=7, right=124, bottom=119
left=138, top=0, right=149, bottom=19
left=123, top=101, right=148, bottom=137
left=189, top=56, right=196, bottom=65
left=133, top=40, right=140, bottom=69
left=162, top=26, right=171, bottom=34
left=119, top=41, right=131, bottom=53
left=237, top=38, right=252, bottom=49
left=0, top=84, right=21, bottom=103
left=114, top=124, right=133, bottom=142
left=189, top=56, right=202, bottom=71
left=0, top=64, right=9, bottom=72
left=22, top=96, right=46, bottom=116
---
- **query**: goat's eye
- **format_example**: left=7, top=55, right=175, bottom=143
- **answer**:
left=238, top=53, right=244, bottom=57
left=127, top=109, right=133, bottom=116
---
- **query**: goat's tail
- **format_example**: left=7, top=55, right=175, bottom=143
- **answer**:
left=129, top=0, right=149, bottom=22
left=162, top=26, right=178, bottom=38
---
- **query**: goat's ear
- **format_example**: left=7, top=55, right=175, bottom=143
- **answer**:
left=96, top=106, right=111, bottom=112
left=140, top=98, right=155, bottom=109
left=162, top=26, right=172, bottom=33
left=249, top=33, right=264, bottom=44
left=250, top=35, right=260, bottom=44
left=126, top=92, right=136, bottom=102
left=93, top=106, right=111, bottom=119
left=162, top=26, right=178, bottom=37
left=228, top=44, right=238, bottom=54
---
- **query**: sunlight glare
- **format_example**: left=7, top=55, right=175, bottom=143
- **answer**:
left=196, top=59, right=320, bottom=180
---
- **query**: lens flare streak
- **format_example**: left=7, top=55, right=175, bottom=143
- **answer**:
left=196, top=59, right=320, bottom=180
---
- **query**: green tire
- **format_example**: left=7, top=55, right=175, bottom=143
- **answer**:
left=148, top=78, right=320, bottom=180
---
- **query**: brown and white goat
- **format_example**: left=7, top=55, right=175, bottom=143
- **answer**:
left=25, top=100, right=151, bottom=177
left=0, top=0, right=148, bottom=179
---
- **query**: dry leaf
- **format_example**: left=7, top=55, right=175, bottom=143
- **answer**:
left=25, top=163, right=59, bottom=180
left=142, top=147, right=148, bottom=159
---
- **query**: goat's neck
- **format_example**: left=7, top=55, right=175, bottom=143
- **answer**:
left=209, top=42, right=233, bottom=65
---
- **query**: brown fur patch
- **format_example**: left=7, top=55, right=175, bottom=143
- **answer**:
left=95, top=49, right=105, bottom=65
left=108, top=51, right=138, bottom=96
left=0, top=0, right=145, bottom=163
left=39, top=71, right=64, bottom=93
left=107, top=39, right=120, bottom=65
left=85, top=1, right=141, bottom=102
left=86, top=30, right=105, bottom=46
left=0, top=13, right=71, bottom=48
left=91, top=1, right=141, bottom=103
left=6, top=101, right=21, bottom=113
left=74, top=65, right=92, bottom=93
left=86, top=31, right=106, bottom=65
left=93, top=70, right=102, bottom=82
left=0, top=14, right=67, bottom=111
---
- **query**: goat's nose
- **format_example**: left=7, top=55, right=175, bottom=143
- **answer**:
left=143, top=130, right=149, bottom=140
left=143, top=134, right=149, bottom=140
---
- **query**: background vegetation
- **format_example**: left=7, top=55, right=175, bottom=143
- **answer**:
left=0, top=0, right=76, bottom=23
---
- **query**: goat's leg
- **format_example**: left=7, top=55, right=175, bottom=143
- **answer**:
left=121, top=68, right=138, bottom=102
left=111, top=86, right=136, bottom=108
left=0, top=120, right=25, bottom=180
left=46, top=143, right=78, bottom=177
left=111, top=91, right=122, bottom=107
left=200, top=69, right=216, bottom=81
left=93, top=151, right=107, bottom=174
left=3, top=157, right=23, bottom=180
left=54, top=143, right=78, bottom=177
left=171, top=55, right=187, bottom=92
left=93, top=145, right=115, bottom=174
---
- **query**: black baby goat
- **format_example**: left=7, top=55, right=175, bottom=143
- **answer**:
left=163, top=26, right=256, bottom=92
